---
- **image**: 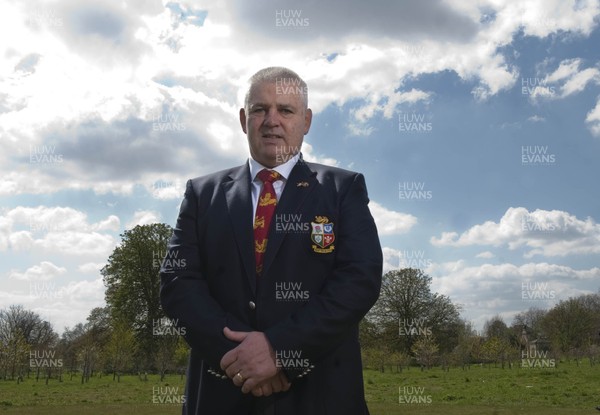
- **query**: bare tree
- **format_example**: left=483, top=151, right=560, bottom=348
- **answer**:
left=512, top=307, right=547, bottom=338
left=0, top=305, right=58, bottom=381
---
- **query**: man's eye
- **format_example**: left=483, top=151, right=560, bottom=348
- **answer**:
left=251, top=108, right=265, bottom=114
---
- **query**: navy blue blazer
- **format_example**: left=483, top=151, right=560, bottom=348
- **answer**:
left=160, top=157, right=382, bottom=415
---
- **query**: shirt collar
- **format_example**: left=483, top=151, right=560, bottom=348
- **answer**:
left=248, top=152, right=300, bottom=182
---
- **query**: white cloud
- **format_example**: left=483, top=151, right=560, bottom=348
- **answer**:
left=476, top=251, right=495, bottom=259
left=126, top=210, right=161, bottom=228
left=552, top=62, right=600, bottom=98
left=431, top=207, right=600, bottom=257
left=57, top=277, right=106, bottom=308
left=0, top=216, right=11, bottom=250
left=503, top=26, right=600, bottom=131
left=9, top=261, right=66, bottom=281
left=0, top=206, right=118, bottom=257
left=6, top=206, right=119, bottom=233
left=585, top=99, right=600, bottom=137
left=0, top=1, right=597, bottom=198
left=347, top=122, right=375, bottom=137
left=514, top=1, right=599, bottom=37
left=34, top=231, right=116, bottom=256
left=0, top=277, right=106, bottom=334
left=545, top=58, right=582, bottom=84
left=144, top=177, right=187, bottom=201
left=381, top=246, right=437, bottom=274
left=93, top=215, right=120, bottom=231
left=301, top=142, right=339, bottom=167
left=78, top=262, right=105, bottom=273
left=527, top=115, right=545, bottom=122
left=7, top=231, right=35, bottom=251
left=429, top=260, right=600, bottom=329
left=524, top=58, right=600, bottom=102
left=4, top=0, right=597, bottom=196
left=369, top=201, right=417, bottom=235
left=382, top=246, right=402, bottom=274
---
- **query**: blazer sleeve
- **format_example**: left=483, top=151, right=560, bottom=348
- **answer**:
left=160, top=179, right=254, bottom=369
left=264, top=173, right=383, bottom=377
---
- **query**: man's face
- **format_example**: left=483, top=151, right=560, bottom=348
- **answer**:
left=240, top=81, right=312, bottom=168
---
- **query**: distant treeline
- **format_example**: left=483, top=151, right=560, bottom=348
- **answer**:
left=1, top=225, right=599, bottom=383
left=360, top=269, right=600, bottom=371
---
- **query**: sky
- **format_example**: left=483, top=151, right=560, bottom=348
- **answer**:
left=1, top=0, right=599, bottom=334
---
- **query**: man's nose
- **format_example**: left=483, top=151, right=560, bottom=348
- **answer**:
left=263, top=108, right=280, bottom=126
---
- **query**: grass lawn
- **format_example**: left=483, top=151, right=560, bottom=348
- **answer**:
left=0, top=374, right=184, bottom=414
left=364, top=360, right=600, bottom=414
left=0, top=360, right=598, bottom=414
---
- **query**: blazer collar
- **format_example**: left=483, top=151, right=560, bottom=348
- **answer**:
left=222, top=164, right=256, bottom=292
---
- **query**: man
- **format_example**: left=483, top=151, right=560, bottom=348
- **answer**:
left=160, top=67, right=382, bottom=414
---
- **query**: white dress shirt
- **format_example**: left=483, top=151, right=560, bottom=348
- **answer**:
left=248, top=153, right=300, bottom=221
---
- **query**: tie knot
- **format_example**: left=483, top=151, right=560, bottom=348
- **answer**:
left=257, top=169, right=281, bottom=184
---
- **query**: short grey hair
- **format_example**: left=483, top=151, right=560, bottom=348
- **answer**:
left=244, top=67, right=308, bottom=110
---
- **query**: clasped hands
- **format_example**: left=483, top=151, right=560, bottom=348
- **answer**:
left=220, top=327, right=291, bottom=397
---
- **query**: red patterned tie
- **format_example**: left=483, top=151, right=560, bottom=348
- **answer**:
left=254, top=169, right=281, bottom=275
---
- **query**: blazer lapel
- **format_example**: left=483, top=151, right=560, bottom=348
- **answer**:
left=222, top=164, right=256, bottom=293
left=262, top=159, right=317, bottom=277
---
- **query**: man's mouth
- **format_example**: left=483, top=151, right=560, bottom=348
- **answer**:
left=262, top=133, right=283, bottom=139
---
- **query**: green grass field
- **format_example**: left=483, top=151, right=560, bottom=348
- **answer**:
left=0, top=373, right=185, bottom=414
left=1, top=360, right=598, bottom=414
left=363, top=360, right=600, bottom=414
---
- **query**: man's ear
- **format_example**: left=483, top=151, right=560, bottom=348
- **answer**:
left=239, top=108, right=248, bottom=134
left=304, top=108, right=313, bottom=135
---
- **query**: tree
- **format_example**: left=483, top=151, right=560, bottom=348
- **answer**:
left=105, top=319, right=136, bottom=382
left=61, top=323, right=96, bottom=384
left=154, top=335, right=181, bottom=381
left=367, top=268, right=461, bottom=355
left=0, top=305, right=58, bottom=380
left=512, top=307, right=547, bottom=339
left=102, top=223, right=173, bottom=367
left=173, top=338, right=190, bottom=379
left=76, top=326, right=98, bottom=384
left=482, top=316, right=518, bottom=368
left=411, top=336, right=438, bottom=369
left=480, top=336, right=515, bottom=368
left=57, top=308, right=111, bottom=384
left=542, top=296, right=596, bottom=356
left=451, top=320, right=478, bottom=369
left=0, top=305, right=57, bottom=349
left=483, top=316, right=509, bottom=340
left=0, top=326, right=28, bottom=381
left=361, top=340, right=392, bottom=372
left=578, top=293, right=600, bottom=346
